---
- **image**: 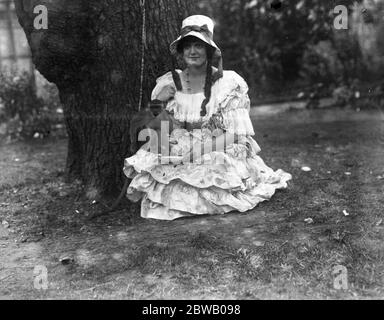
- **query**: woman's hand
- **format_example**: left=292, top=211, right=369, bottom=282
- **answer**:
left=156, top=84, right=176, bottom=102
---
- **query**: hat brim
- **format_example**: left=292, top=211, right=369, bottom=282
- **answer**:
left=170, top=31, right=220, bottom=57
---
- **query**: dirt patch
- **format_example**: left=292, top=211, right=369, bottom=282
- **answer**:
left=0, top=108, right=383, bottom=299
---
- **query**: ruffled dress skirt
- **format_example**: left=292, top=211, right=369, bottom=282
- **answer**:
left=123, top=128, right=292, bottom=220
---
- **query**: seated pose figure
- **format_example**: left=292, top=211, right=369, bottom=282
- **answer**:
left=123, top=15, right=292, bottom=220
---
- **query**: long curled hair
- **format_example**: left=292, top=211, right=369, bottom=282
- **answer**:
left=173, top=36, right=222, bottom=117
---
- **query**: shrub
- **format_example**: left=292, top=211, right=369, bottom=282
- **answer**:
left=0, top=69, right=63, bottom=141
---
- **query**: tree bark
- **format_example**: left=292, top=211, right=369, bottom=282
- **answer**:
left=14, top=0, right=198, bottom=196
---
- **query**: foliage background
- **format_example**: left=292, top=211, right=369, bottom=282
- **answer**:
left=1, top=0, right=384, bottom=140
left=198, top=0, right=384, bottom=100
left=0, top=69, right=63, bottom=141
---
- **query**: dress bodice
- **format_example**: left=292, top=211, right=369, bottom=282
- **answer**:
left=123, top=70, right=292, bottom=221
left=152, top=69, right=256, bottom=136
left=174, top=91, right=206, bottom=124
left=170, top=91, right=215, bottom=131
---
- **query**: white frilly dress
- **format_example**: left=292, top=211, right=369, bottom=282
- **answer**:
left=123, top=70, right=292, bottom=220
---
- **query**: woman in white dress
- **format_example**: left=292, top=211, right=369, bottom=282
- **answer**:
left=123, top=15, right=292, bottom=220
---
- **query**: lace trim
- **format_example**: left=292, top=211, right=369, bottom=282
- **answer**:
left=221, top=108, right=255, bottom=136
left=166, top=92, right=215, bottom=124
left=215, top=71, right=249, bottom=111
left=151, top=70, right=182, bottom=101
left=153, top=70, right=253, bottom=133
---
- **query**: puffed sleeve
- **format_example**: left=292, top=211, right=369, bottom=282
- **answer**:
left=216, top=71, right=255, bottom=136
left=151, top=70, right=181, bottom=115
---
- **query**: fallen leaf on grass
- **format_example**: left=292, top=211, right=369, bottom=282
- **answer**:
left=252, top=241, right=265, bottom=247
left=59, top=256, right=74, bottom=265
left=59, top=191, right=69, bottom=197
left=1, top=221, right=9, bottom=228
left=376, top=219, right=383, bottom=226
left=304, top=218, right=314, bottom=224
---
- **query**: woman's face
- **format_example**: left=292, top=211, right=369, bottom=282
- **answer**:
left=182, top=38, right=208, bottom=68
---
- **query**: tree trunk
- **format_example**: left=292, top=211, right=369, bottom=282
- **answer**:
left=14, top=0, right=198, bottom=197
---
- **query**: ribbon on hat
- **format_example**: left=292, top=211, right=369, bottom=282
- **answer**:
left=180, top=24, right=213, bottom=40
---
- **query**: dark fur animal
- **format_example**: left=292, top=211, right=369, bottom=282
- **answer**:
left=90, top=101, right=175, bottom=219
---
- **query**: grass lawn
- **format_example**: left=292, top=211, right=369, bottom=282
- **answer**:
left=0, top=107, right=383, bottom=299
